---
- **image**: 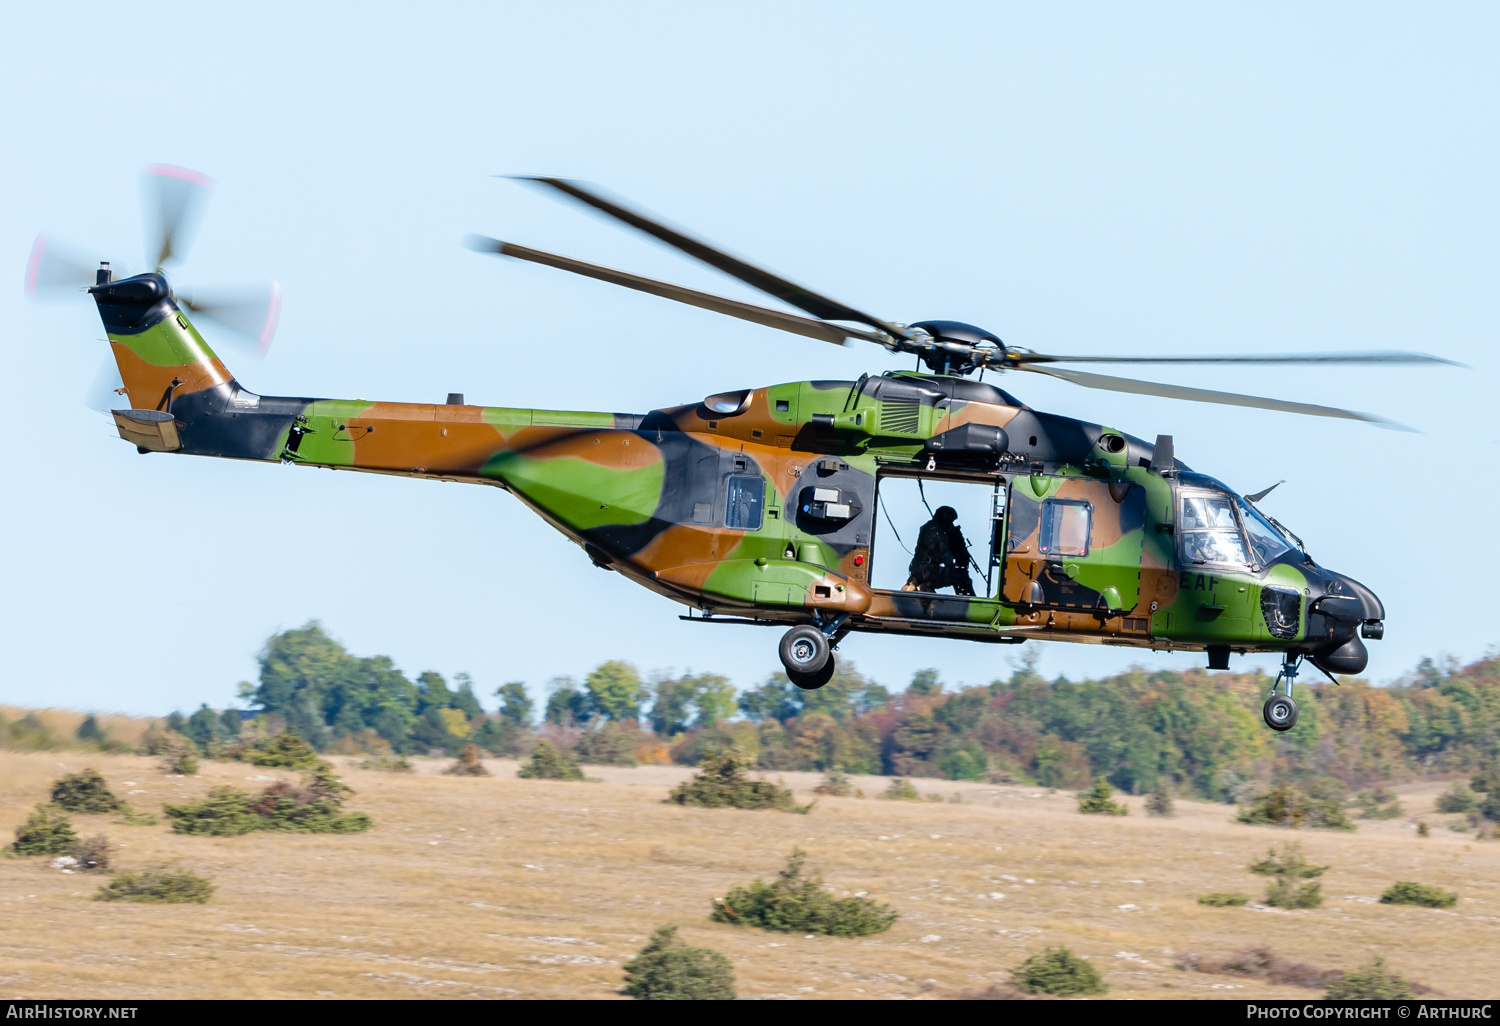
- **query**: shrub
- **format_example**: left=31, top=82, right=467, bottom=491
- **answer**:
left=1436, top=785, right=1479, bottom=814
left=1353, top=787, right=1403, bottom=820
left=95, top=866, right=214, bottom=904
left=1236, top=782, right=1354, bottom=831
left=151, top=730, right=200, bottom=774
left=1146, top=780, right=1174, bottom=816
left=164, top=766, right=372, bottom=835
left=1178, top=948, right=1339, bottom=989
left=880, top=778, right=920, bottom=802
left=10, top=804, right=79, bottom=856
left=444, top=743, right=491, bottom=777
left=1011, top=946, right=1108, bottom=996
left=50, top=769, right=123, bottom=814
left=665, top=748, right=807, bottom=812
left=1380, top=881, right=1457, bottom=908
left=815, top=768, right=854, bottom=797
left=1417, top=820, right=1430, bottom=837
left=1471, top=758, right=1500, bottom=794
left=360, top=755, right=413, bottom=772
left=71, top=834, right=111, bottom=871
left=1250, top=843, right=1326, bottom=909
left=517, top=739, right=585, bottom=780
left=1198, top=892, right=1249, bottom=907
left=1078, top=777, right=1127, bottom=816
left=711, top=847, right=897, bottom=937
left=244, top=731, right=321, bottom=769
left=622, top=925, right=735, bottom=1000
left=574, top=722, right=639, bottom=766
left=1324, top=957, right=1415, bottom=1001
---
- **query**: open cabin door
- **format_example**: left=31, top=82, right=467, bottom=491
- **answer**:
left=868, top=473, right=1007, bottom=621
left=1002, top=475, right=1146, bottom=615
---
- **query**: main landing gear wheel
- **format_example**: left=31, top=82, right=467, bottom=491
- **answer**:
left=779, top=625, right=832, bottom=689
left=789, top=655, right=836, bottom=691
left=1263, top=694, right=1299, bottom=731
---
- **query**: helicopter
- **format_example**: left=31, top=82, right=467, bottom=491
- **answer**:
left=35, top=170, right=1456, bottom=733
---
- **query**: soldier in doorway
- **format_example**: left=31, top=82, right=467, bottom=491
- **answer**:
left=903, top=505, right=976, bottom=595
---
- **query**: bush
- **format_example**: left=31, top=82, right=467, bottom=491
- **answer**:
left=1380, top=881, right=1458, bottom=908
left=1250, top=843, right=1326, bottom=909
left=1178, top=948, right=1339, bottom=989
left=10, top=804, right=79, bottom=856
left=880, top=778, right=920, bottom=802
left=1436, top=785, right=1479, bottom=814
left=622, top=925, right=735, bottom=1000
left=1353, top=787, right=1403, bottom=820
left=244, top=731, right=321, bottom=769
left=815, top=768, right=855, bottom=797
left=164, top=766, right=373, bottom=835
left=1471, top=758, right=1500, bottom=794
left=444, top=743, right=491, bottom=777
left=360, top=755, right=413, bottom=772
left=50, top=769, right=123, bottom=814
left=1146, top=780, right=1174, bottom=816
left=95, top=866, right=214, bottom=904
left=1324, top=956, right=1415, bottom=1000
left=574, top=722, right=639, bottom=767
left=1011, top=946, right=1108, bottom=996
left=1078, top=777, right=1127, bottom=816
left=1236, top=782, right=1354, bottom=831
left=1198, top=892, right=1249, bottom=907
left=711, top=847, right=897, bottom=937
left=517, top=739, right=585, bottom=780
left=665, top=748, right=807, bottom=812
left=71, top=834, right=111, bottom=872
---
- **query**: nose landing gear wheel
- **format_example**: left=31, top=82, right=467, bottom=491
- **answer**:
left=1263, top=694, right=1299, bottom=731
left=779, top=625, right=832, bottom=689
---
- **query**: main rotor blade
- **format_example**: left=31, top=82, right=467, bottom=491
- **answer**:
left=466, top=236, right=889, bottom=348
left=513, top=176, right=907, bottom=338
left=1020, top=364, right=1411, bottom=430
left=144, top=164, right=213, bottom=271
left=178, top=282, right=282, bottom=359
left=1013, top=350, right=1461, bottom=367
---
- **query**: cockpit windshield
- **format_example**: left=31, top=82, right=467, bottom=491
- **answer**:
left=1237, top=497, right=1294, bottom=566
left=1177, top=483, right=1295, bottom=571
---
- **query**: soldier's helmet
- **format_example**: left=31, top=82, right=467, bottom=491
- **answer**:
left=935, top=505, right=958, bottom=523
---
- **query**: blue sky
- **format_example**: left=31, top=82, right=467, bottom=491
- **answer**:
left=2, top=3, right=1496, bottom=715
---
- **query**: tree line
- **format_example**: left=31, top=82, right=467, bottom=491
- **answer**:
left=157, top=622, right=1499, bottom=800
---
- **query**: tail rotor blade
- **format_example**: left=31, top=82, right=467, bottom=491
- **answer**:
left=25, top=234, right=97, bottom=298
left=84, top=355, right=128, bottom=415
left=179, top=282, right=282, bottom=359
left=143, top=164, right=214, bottom=271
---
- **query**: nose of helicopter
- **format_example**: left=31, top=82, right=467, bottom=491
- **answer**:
left=1305, top=570, right=1384, bottom=676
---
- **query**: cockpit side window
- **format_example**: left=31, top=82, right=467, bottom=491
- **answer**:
left=1178, top=490, right=1250, bottom=568
left=1040, top=499, right=1091, bottom=557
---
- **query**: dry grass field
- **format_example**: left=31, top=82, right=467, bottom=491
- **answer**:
left=1, top=749, right=1496, bottom=999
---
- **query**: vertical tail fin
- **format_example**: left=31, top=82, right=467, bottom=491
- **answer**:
left=89, top=271, right=235, bottom=413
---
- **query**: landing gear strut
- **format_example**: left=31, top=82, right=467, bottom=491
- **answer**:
left=779, top=623, right=838, bottom=690
left=1263, top=655, right=1301, bottom=731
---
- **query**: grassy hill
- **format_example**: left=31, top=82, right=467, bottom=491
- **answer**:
left=0, top=748, right=1493, bottom=999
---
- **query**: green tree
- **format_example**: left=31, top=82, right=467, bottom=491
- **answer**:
left=1250, top=843, right=1326, bottom=909
left=1324, top=957, right=1415, bottom=1000
left=907, top=668, right=943, bottom=696
left=1011, top=946, right=1108, bottom=996
left=416, top=671, right=455, bottom=712
left=451, top=673, right=483, bottom=718
left=218, top=708, right=242, bottom=737
left=711, top=848, right=898, bottom=936
left=517, top=739, right=585, bottom=780
left=585, top=660, right=647, bottom=722
left=691, top=674, right=736, bottom=728
left=185, top=704, right=225, bottom=749
left=75, top=714, right=105, bottom=744
left=544, top=678, right=591, bottom=726
left=622, top=925, right=735, bottom=1000
left=738, top=676, right=801, bottom=722
left=495, top=682, right=533, bottom=726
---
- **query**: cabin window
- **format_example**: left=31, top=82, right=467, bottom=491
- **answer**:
left=725, top=475, right=764, bottom=530
left=1040, top=499, right=1091, bottom=557
left=1179, top=490, right=1251, bottom=567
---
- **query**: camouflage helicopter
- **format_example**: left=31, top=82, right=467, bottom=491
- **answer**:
left=34, top=170, right=1456, bottom=733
